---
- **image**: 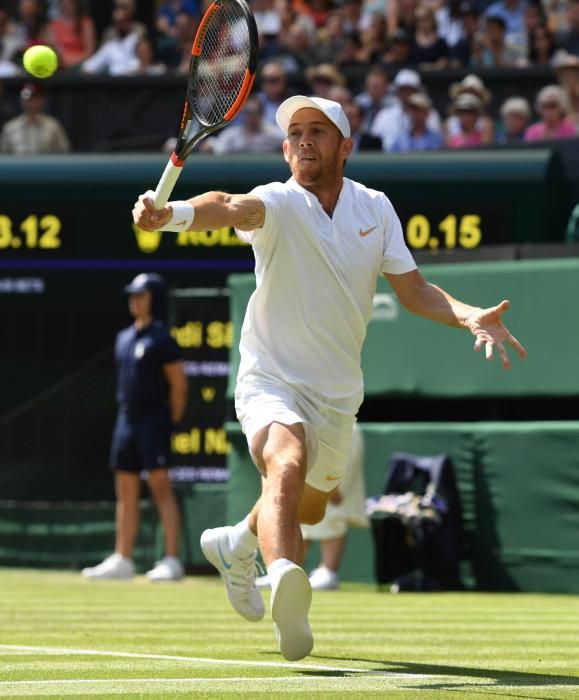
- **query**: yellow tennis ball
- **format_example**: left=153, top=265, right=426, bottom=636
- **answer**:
left=23, top=45, right=58, bottom=79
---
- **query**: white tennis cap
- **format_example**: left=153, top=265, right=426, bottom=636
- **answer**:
left=276, top=95, right=351, bottom=138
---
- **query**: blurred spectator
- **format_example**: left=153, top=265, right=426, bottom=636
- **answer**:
left=387, top=0, right=419, bottom=37
left=484, top=0, right=527, bottom=53
left=0, top=9, right=24, bottom=74
left=12, top=0, right=48, bottom=51
left=256, top=62, right=291, bottom=128
left=339, top=0, right=364, bottom=35
left=525, top=84, right=577, bottom=141
left=45, top=0, right=96, bottom=70
left=554, top=51, right=579, bottom=126
left=343, top=100, right=382, bottom=151
left=446, top=92, right=486, bottom=148
left=274, top=17, right=317, bottom=78
left=301, top=0, right=334, bottom=29
left=306, top=62, right=347, bottom=99
left=546, top=0, right=569, bottom=37
left=436, top=0, right=467, bottom=50
left=0, top=80, right=17, bottom=131
left=354, top=65, right=395, bottom=131
left=558, top=0, right=579, bottom=57
left=380, top=28, right=413, bottom=71
left=357, top=13, right=387, bottom=64
left=528, top=23, right=556, bottom=66
left=327, top=84, right=352, bottom=105
left=132, top=34, right=166, bottom=75
left=474, top=15, right=522, bottom=66
left=156, top=0, right=199, bottom=39
left=316, top=11, right=348, bottom=63
left=202, top=96, right=283, bottom=155
left=334, top=29, right=364, bottom=68
left=159, top=11, right=197, bottom=73
left=371, top=68, right=442, bottom=151
left=81, top=0, right=145, bottom=75
left=0, top=82, right=70, bottom=154
left=496, top=96, right=531, bottom=143
left=252, top=0, right=282, bottom=40
left=390, top=92, right=444, bottom=151
left=523, top=2, right=546, bottom=53
left=448, top=2, right=483, bottom=67
left=445, top=74, right=494, bottom=144
left=410, top=4, right=449, bottom=69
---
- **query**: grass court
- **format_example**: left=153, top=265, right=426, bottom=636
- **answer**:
left=1, top=568, right=578, bottom=699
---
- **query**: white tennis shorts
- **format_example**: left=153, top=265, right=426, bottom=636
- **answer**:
left=234, top=370, right=361, bottom=493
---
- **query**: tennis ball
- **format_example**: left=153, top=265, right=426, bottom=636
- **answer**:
left=22, top=45, right=58, bottom=79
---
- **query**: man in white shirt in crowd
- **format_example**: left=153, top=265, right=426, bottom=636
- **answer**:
left=0, top=82, right=70, bottom=154
left=371, top=68, right=441, bottom=150
left=203, top=96, right=284, bottom=155
left=132, top=96, right=526, bottom=662
left=82, top=0, right=145, bottom=76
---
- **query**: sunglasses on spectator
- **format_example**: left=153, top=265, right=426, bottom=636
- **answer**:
left=540, top=102, right=559, bottom=109
left=262, top=76, right=282, bottom=83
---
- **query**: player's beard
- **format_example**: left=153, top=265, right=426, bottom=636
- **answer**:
left=292, top=147, right=343, bottom=190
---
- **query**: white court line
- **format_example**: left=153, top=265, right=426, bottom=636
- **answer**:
left=0, top=677, right=394, bottom=686
left=0, top=644, right=422, bottom=677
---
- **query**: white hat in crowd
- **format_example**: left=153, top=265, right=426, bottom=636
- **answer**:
left=276, top=95, right=351, bottom=138
left=500, top=97, right=531, bottom=119
left=393, top=69, right=422, bottom=90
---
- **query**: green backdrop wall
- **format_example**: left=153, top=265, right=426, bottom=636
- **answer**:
left=226, top=421, right=579, bottom=593
left=228, top=258, right=579, bottom=399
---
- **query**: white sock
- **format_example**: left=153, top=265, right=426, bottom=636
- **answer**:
left=267, top=558, right=296, bottom=592
left=228, top=516, right=258, bottom=557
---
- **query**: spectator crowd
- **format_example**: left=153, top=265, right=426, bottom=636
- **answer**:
left=1, top=0, right=579, bottom=153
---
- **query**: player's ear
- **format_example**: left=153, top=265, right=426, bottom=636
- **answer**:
left=282, top=139, right=290, bottom=163
left=341, top=137, right=354, bottom=159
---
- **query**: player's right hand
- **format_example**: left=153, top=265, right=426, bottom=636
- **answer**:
left=132, top=190, right=172, bottom=231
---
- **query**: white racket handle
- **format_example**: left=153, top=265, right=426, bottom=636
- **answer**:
left=152, top=154, right=184, bottom=209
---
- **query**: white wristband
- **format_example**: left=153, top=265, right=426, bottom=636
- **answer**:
left=159, top=201, right=195, bottom=232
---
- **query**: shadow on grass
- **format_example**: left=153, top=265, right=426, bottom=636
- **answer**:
left=299, top=654, right=579, bottom=691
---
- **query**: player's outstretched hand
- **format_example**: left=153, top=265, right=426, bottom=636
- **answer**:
left=132, top=191, right=172, bottom=231
left=467, top=300, right=527, bottom=369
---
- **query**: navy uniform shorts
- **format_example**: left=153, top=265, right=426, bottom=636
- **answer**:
left=109, top=410, right=172, bottom=473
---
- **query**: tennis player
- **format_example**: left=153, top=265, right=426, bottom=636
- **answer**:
left=132, top=96, right=527, bottom=661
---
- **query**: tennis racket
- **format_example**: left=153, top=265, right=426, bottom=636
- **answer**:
left=152, top=0, right=259, bottom=208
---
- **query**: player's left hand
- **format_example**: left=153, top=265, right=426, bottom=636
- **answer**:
left=467, top=300, right=527, bottom=369
left=132, top=191, right=172, bottom=231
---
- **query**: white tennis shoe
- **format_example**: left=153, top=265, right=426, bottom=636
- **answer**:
left=309, top=566, right=339, bottom=590
left=271, top=564, right=314, bottom=661
left=146, top=556, right=184, bottom=582
left=81, top=553, right=134, bottom=580
left=200, top=526, right=264, bottom=622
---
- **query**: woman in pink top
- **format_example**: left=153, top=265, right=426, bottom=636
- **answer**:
left=446, top=93, right=485, bottom=149
left=46, top=0, right=96, bottom=69
left=525, top=84, right=577, bottom=142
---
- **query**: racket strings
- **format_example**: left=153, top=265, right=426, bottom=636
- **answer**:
left=192, top=2, right=251, bottom=125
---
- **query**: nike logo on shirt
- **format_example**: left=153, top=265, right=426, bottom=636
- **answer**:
left=359, top=225, right=377, bottom=237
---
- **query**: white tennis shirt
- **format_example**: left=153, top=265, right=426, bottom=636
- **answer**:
left=235, top=176, right=416, bottom=401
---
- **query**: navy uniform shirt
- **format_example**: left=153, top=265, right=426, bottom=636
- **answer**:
left=115, top=320, right=182, bottom=419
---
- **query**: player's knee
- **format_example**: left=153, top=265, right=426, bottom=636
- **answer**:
left=262, top=452, right=305, bottom=484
